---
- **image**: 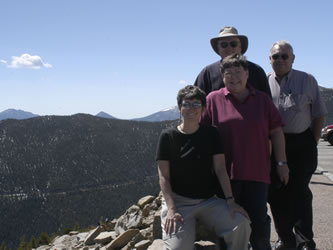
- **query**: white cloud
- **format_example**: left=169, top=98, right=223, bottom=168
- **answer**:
left=7, top=53, right=52, bottom=69
left=179, top=80, right=188, bottom=85
left=0, top=59, right=7, bottom=65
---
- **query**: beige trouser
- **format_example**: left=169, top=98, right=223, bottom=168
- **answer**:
left=161, top=193, right=251, bottom=250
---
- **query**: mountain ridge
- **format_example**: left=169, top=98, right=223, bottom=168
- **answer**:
left=0, top=114, right=177, bottom=248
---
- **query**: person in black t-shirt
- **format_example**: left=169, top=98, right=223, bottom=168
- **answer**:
left=156, top=85, right=251, bottom=250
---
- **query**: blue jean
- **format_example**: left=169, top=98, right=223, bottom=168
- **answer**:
left=231, top=180, right=271, bottom=250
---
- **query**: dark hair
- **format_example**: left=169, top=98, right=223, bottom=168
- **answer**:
left=177, top=85, right=206, bottom=109
left=220, top=54, right=248, bottom=74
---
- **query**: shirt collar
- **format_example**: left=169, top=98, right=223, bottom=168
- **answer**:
left=221, top=85, right=256, bottom=97
left=274, top=69, right=294, bottom=82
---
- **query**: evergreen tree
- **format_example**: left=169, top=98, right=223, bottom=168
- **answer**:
left=17, top=236, right=29, bottom=250
left=0, top=241, right=7, bottom=250
left=37, top=232, right=50, bottom=246
left=28, top=236, right=36, bottom=249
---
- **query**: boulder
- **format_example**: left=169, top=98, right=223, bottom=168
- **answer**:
left=106, top=229, right=139, bottom=250
left=194, top=240, right=217, bottom=250
left=94, top=231, right=117, bottom=244
left=152, top=210, right=162, bottom=240
left=135, top=239, right=152, bottom=250
left=140, top=227, right=153, bottom=241
left=84, top=226, right=104, bottom=245
left=137, top=195, right=155, bottom=209
left=115, top=205, right=143, bottom=234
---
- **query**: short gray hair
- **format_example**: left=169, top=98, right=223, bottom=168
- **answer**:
left=271, top=40, right=294, bottom=54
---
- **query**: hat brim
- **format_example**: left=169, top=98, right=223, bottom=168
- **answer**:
left=210, top=34, right=248, bottom=56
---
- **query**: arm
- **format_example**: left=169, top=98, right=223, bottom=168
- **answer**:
left=311, top=116, right=325, bottom=144
left=213, top=154, right=249, bottom=219
left=270, top=127, right=289, bottom=185
left=157, top=160, right=184, bottom=234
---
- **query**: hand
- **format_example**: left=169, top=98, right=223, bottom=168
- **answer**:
left=164, top=209, right=184, bottom=234
left=227, top=199, right=250, bottom=221
left=277, top=165, right=289, bottom=185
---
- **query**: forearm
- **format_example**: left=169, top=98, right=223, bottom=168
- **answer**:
left=271, top=127, right=287, bottom=162
left=213, top=154, right=233, bottom=198
left=312, top=116, right=325, bottom=143
left=159, top=176, right=176, bottom=211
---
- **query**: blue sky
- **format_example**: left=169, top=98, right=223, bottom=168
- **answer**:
left=1, top=0, right=332, bottom=119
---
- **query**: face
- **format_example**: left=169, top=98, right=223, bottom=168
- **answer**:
left=223, top=66, right=249, bottom=95
left=270, top=45, right=295, bottom=78
left=180, top=98, right=204, bottom=123
left=218, top=37, right=242, bottom=58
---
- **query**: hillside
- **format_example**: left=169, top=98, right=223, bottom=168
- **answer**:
left=320, top=86, right=333, bottom=125
left=0, top=114, right=177, bottom=248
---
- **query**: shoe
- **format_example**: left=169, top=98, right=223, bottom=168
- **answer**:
left=297, top=243, right=316, bottom=250
left=273, top=240, right=296, bottom=250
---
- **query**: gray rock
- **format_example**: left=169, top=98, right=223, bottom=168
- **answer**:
left=140, top=227, right=153, bottom=241
left=106, top=229, right=139, bottom=250
left=94, top=231, right=117, bottom=244
left=137, top=195, right=155, bottom=209
left=115, top=205, right=142, bottom=234
left=194, top=240, right=217, bottom=250
left=135, top=239, right=152, bottom=250
left=84, top=226, right=104, bottom=245
left=152, top=210, right=162, bottom=240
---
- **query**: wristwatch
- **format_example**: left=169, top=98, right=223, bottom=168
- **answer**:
left=277, top=161, right=288, bottom=166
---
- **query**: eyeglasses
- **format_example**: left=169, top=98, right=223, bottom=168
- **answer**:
left=219, top=41, right=239, bottom=49
left=181, top=102, right=202, bottom=109
left=271, top=53, right=289, bottom=60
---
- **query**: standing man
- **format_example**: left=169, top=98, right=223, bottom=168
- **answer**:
left=268, top=40, right=327, bottom=250
left=194, top=26, right=271, bottom=97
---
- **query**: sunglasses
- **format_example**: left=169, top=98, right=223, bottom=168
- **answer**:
left=181, top=102, right=202, bottom=109
left=271, top=53, right=289, bottom=60
left=219, top=41, right=239, bottom=49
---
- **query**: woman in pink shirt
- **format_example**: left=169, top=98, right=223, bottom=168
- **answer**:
left=201, top=54, right=288, bottom=250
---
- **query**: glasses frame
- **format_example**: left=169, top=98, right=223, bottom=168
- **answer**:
left=272, top=53, right=289, bottom=60
left=181, top=101, right=202, bottom=109
left=219, top=41, right=239, bottom=49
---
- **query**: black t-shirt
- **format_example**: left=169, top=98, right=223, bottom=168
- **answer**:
left=156, top=124, right=224, bottom=199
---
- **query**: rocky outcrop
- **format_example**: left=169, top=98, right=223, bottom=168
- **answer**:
left=35, top=193, right=218, bottom=250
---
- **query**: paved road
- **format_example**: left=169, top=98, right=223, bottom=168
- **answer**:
left=317, top=139, right=333, bottom=181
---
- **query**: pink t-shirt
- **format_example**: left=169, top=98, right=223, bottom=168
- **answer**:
left=201, top=87, right=283, bottom=184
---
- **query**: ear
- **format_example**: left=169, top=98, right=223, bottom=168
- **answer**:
left=291, top=54, right=295, bottom=64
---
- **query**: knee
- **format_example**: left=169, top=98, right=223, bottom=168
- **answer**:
left=163, top=229, right=195, bottom=250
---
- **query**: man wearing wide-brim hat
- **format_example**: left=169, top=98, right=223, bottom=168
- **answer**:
left=194, top=26, right=271, bottom=97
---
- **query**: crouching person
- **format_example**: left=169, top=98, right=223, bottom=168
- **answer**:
left=156, top=85, right=251, bottom=250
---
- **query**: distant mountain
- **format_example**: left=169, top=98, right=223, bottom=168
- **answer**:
left=0, top=109, right=39, bottom=120
left=95, top=111, right=117, bottom=119
left=133, top=106, right=180, bottom=122
left=319, top=86, right=333, bottom=125
left=0, top=114, right=177, bottom=248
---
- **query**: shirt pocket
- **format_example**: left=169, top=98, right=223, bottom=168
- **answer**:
left=279, top=93, right=310, bottom=112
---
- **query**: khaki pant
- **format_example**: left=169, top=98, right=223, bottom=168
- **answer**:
left=161, top=193, right=251, bottom=250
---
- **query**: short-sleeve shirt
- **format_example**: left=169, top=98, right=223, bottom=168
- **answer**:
left=201, top=86, right=283, bottom=184
left=156, top=124, right=223, bottom=199
left=268, top=69, right=328, bottom=134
